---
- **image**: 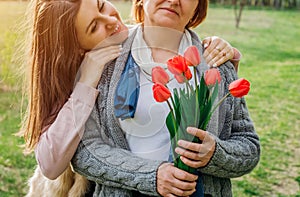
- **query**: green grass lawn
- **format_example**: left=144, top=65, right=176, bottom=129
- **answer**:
left=1, top=1, right=300, bottom=196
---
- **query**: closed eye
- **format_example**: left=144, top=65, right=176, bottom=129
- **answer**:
left=89, top=0, right=106, bottom=34
left=91, top=21, right=97, bottom=33
left=98, top=0, right=105, bottom=13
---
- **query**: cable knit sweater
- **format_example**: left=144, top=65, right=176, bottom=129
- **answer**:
left=71, top=26, right=260, bottom=197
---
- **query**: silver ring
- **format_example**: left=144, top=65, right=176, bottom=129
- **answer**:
left=215, top=46, right=222, bottom=52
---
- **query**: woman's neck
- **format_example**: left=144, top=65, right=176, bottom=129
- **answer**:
left=142, top=26, right=184, bottom=63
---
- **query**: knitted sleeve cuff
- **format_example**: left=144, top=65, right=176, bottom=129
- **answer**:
left=72, top=82, right=99, bottom=107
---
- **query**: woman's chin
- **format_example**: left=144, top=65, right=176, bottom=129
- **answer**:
left=94, top=27, right=129, bottom=49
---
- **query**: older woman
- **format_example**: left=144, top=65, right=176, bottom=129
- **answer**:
left=71, top=0, right=260, bottom=196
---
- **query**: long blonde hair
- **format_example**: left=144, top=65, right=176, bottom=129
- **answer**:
left=20, top=0, right=83, bottom=153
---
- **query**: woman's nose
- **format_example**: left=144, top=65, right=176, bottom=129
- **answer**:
left=168, top=0, right=179, bottom=5
left=102, top=15, right=118, bottom=29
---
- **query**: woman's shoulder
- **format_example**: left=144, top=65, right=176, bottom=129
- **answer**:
left=218, top=61, right=238, bottom=84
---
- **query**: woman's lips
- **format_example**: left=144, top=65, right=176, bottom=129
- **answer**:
left=111, top=24, right=120, bottom=36
left=160, top=7, right=179, bottom=16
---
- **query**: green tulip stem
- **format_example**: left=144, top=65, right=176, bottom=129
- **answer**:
left=170, top=95, right=176, bottom=110
left=167, top=100, right=177, bottom=132
left=209, top=92, right=230, bottom=118
left=193, top=67, right=199, bottom=127
left=184, top=76, right=193, bottom=94
left=166, top=85, right=176, bottom=109
left=193, top=67, right=198, bottom=88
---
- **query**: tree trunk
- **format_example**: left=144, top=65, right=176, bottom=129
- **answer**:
left=274, top=0, right=282, bottom=9
left=233, top=0, right=246, bottom=28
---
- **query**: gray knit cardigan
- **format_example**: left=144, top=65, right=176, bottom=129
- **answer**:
left=71, top=26, right=260, bottom=197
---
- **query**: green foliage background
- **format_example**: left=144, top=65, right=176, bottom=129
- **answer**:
left=0, top=1, right=299, bottom=196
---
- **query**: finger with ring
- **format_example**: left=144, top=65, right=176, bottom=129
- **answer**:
left=215, top=46, right=222, bottom=52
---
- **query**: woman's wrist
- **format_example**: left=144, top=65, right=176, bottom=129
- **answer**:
left=73, top=82, right=99, bottom=106
left=230, top=47, right=242, bottom=62
left=78, top=77, right=99, bottom=88
left=229, top=48, right=241, bottom=72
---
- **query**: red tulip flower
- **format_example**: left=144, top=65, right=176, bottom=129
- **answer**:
left=174, top=69, right=192, bottom=84
left=167, top=55, right=188, bottom=75
left=153, top=83, right=171, bottom=102
left=229, top=78, right=250, bottom=98
left=152, top=66, right=169, bottom=85
left=152, top=46, right=251, bottom=178
left=204, top=68, right=221, bottom=86
left=174, top=74, right=185, bottom=84
left=184, top=68, right=192, bottom=80
left=184, top=46, right=201, bottom=67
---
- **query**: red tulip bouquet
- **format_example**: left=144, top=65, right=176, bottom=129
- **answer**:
left=152, top=46, right=250, bottom=174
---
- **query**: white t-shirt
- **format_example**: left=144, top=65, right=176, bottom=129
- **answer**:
left=119, top=25, right=195, bottom=161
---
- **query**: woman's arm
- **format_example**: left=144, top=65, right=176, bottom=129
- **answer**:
left=200, top=100, right=260, bottom=178
left=71, top=96, right=198, bottom=196
left=71, top=101, right=163, bottom=195
left=35, top=45, right=122, bottom=180
left=230, top=47, right=242, bottom=72
left=35, top=82, right=99, bottom=180
left=199, top=62, right=260, bottom=178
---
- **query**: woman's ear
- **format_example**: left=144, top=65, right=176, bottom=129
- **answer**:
left=137, top=0, right=143, bottom=6
left=79, top=48, right=85, bottom=57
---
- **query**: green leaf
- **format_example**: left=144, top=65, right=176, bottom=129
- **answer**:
left=201, top=99, right=212, bottom=128
left=190, top=90, right=196, bottom=110
left=173, top=88, right=180, bottom=105
left=194, top=87, right=200, bottom=123
left=166, top=111, right=177, bottom=139
left=174, top=157, right=197, bottom=174
left=210, top=82, right=219, bottom=106
left=174, top=103, right=181, bottom=127
left=178, top=93, right=189, bottom=130
left=198, top=75, right=208, bottom=107
left=185, top=94, right=197, bottom=128
left=173, top=88, right=182, bottom=125
left=200, top=82, right=219, bottom=129
left=179, top=88, right=185, bottom=97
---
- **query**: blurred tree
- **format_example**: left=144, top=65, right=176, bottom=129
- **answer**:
left=233, top=0, right=247, bottom=28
